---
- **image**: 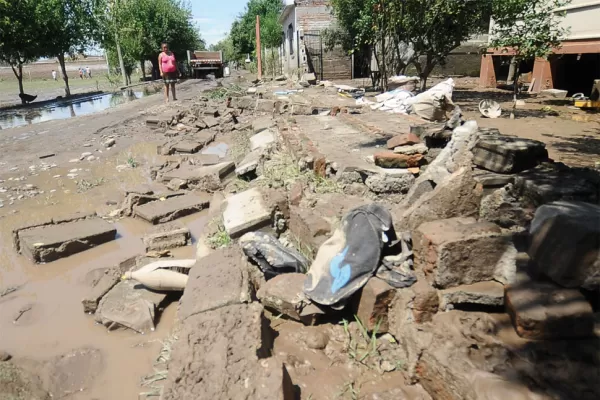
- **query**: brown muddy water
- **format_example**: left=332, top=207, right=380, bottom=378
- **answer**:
left=0, top=141, right=208, bottom=399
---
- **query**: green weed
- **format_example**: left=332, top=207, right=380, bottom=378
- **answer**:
left=206, top=218, right=232, bottom=249
left=76, top=178, right=104, bottom=193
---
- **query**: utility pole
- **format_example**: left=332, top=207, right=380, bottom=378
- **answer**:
left=256, top=15, right=262, bottom=80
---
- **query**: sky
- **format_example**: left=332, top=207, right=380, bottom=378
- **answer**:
left=191, top=0, right=249, bottom=47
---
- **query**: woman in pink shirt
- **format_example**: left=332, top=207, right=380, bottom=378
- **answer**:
left=159, top=41, right=178, bottom=102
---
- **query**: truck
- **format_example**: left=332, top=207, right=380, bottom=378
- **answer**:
left=187, top=50, right=224, bottom=78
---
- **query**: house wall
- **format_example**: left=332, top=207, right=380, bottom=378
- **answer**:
left=558, top=0, right=600, bottom=40
left=281, top=9, right=298, bottom=73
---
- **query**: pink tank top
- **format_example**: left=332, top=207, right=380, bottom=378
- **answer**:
left=161, top=52, right=176, bottom=73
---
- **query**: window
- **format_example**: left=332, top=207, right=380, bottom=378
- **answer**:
left=288, top=24, right=294, bottom=55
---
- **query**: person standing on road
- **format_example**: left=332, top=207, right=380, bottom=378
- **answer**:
left=158, top=41, right=178, bottom=103
left=86, top=67, right=92, bottom=79
left=52, top=70, right=57, bottom=81
left=79, top=68, right=84, bottom=79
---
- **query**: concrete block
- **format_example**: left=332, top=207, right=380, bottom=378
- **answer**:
left=228, top=96, right=256, bottom=110
left=393, top=143, right=428, bottom=155
left=223, top=188, right=272, bottom=238
left=541, top=88, right=568, bottom=99
left=413, top=217, right=515, bottom=289
left=472, top=135, right=548, bottom=174
left=292, top=103, right=316, bottom=115
left=528, top=201, right=600, bottom=289
left=202, top=116, right=219, bottom=128
left=81, top=268, right=121, bottom=314
left=252, top=117, right=276, bottom=133
left=172, top=140, right=202, bottom=154
left=257, top=273, right=318, bottom=323
left=134, top=193, right=211, bottom=224
left=365, top=172, right=415, bottom=194
left=250, top=129, right=276, bottom=151
left=18, top=218, right=116, bottom=263
left=506, top=276, right=594, bottom=339
left=161, top=162, right=235, bottom=192
left=288, top=206, right=331, bottom=255
left=256, top=99, right=276, bottom=113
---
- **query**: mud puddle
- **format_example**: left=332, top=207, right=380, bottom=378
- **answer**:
left=0, top=87, right=161, bottom=130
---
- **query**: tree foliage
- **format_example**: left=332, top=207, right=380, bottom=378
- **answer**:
left=210, top=36, right=236, bottom=62
left=230, top=0, right=282, bottom=60
left=0, top=0, right=43, bottom=99
left=329, top=0, right=492, bottom=90
left=102, top=0, right=203, bottom=79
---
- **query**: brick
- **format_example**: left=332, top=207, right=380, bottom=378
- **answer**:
left=528, top=201, right=600, bottom=289
left=81, top=267, right=120, bottom=314
left=393, top=143, right=428, bottom=155
left=472, top=134, right=548, bottom=174
left=134, top=193, right=211, bottom=224
left=413, top=217, right=515, bottom=289
left=18, top=218, right=116, bottom=263
left=289, top=182, right=304, bottom=206
left=353, top=278, right=396, bottom=333
left=506, top=275, right=594, bottom=339
left=257, top=273, right=321, bottom=323
left=439, top=281, right=505, bottom=311
left=374, top=152, right=423, bottom=169
left=386, top=133, right=421, bottom=149
left=288, top=206, right=331, bottom=256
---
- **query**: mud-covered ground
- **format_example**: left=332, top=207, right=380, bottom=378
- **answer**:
left=1, top=72, right=599, bottom=399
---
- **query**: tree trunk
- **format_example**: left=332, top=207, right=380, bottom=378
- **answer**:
left=141, top=59, right=146, bottom=80
left=513, top=63, right=520, bottom=103
left=11, top=63, right=25, bottom=103
left=57, top=54, right=71, bottom=97
left=507, top=56, right=517, bottom=84
left=150, top=57, right=159, bottom=80
left=418, top=55, right=437, bottom=92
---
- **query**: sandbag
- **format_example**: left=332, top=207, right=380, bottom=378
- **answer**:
left=240, top=231, right=310, bottom=278
left=303, top=204, right=394, bottom=306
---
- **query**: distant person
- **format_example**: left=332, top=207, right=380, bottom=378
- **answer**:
left=79, top=68, right=84, bottom=79
left=52, top=70, right=57, bottom=81
left=158, top=41, right=178, bottom=103
left=86, top=66, right=91, bottom=79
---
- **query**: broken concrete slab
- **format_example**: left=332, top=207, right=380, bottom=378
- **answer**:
left=302, top=72, right=317, bottom=84
left=413, top=217, right=515, bottom=289
left=387, top=133, right=421, bottom=149
left=81, top=268, right=121, bottom=314
left=252, top=117, right=276, bottom=133
left=472, top=135, right=548, bottom=174
left=95, top=280, right=167, bottom=333
left=202, top=116, right=219, bottom=128
left=292, top=103, right=316, bottom=115
left=235, top=149, right=261, bottom=177
left=479, top=184, right=535, bottom=229
left=250, top=129, right=276, bottom=151
left=178, top=246, right=250, bottom=321
left=528, top=201, right=600, bottom=289
left=161, top=162, right=235, bottom=192
left=172, top=140, right=203, bottom=154
left=374, top=152, right=424, bottom=169
left=143, top=227, right=190, bottom=252
left=393, top=143, right=428, bottom=155
left=506, top=275, right=594, bottom=339
left=167, top=178, right=187, bottom=191
left=400, top=167, right=484, bottom=231
left=134, top=193, right=211, bottom=224
left=17, top=218, right=116, bottom=263
left=256, top=99, right=276, bottom=113
left=162, top=303, right=294, bottom=400
left=257, top=273, right=322, bottom=323
left=353, top=278, right=396, bottom=333
left=223, top=188, right=272, bottom=239
left=439, top=281, right=505, bottom=311
left=365, top=171, right=415, bottom=194
left=228, top=96, right=256, bottom=110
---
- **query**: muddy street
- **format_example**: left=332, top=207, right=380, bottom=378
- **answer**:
left=1, top=71, right=600, bottom=400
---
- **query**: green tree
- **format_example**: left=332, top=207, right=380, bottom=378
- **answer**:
left=489, top=0, right=570, bottom=102
left=102, top=0, right=203, bottom=80
left=210, top=36, right=236, bottom=62
left=329, top=0, right=491, bottom=91
left=35, top=0, right=103, bottom=96
left=230, top=0, right=282, bottom=60
left=0, top=0, right=44, bottom=102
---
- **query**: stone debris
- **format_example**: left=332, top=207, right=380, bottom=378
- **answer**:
left=413, top=217, right=515, bottom=288
left=374, top=152, right=424, bottom=169
left=143, top=226, right=190, bottom=252
left=95, top=280, right=167, bottom=334
left=81, top=267, right=121, bottom=314
left=506, top=274, right=594, bottom=339
left=235, top=149, right=261, bottom=177
left=104, top=138, right=116, bottom=148
left=257, top=273, right=323, bottom=323
left=252, top=116, right=276, bottom=133
left=393, top=142, right=428, bottom=155
left=161, top=162, right=235, bottom=192
left=472, top=135, right=548, bottom=174
left=386, top=133, right=421, bottom=149
left=16, top=217, right=116, bottom=263
left=439, top=281, right=505, bottom=311
left=223, top=188, right=272, bottom=238
left=134, top=193, right=211, bottom=224
left=528, top=201, right=600, bottom=289
left=365, top=171, right=415, bottom=194
left=353, top=278, right=396, bottom=333
left=250, top=129, right=276, bottom=151
left=228, top=96, right=256, bottom=110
